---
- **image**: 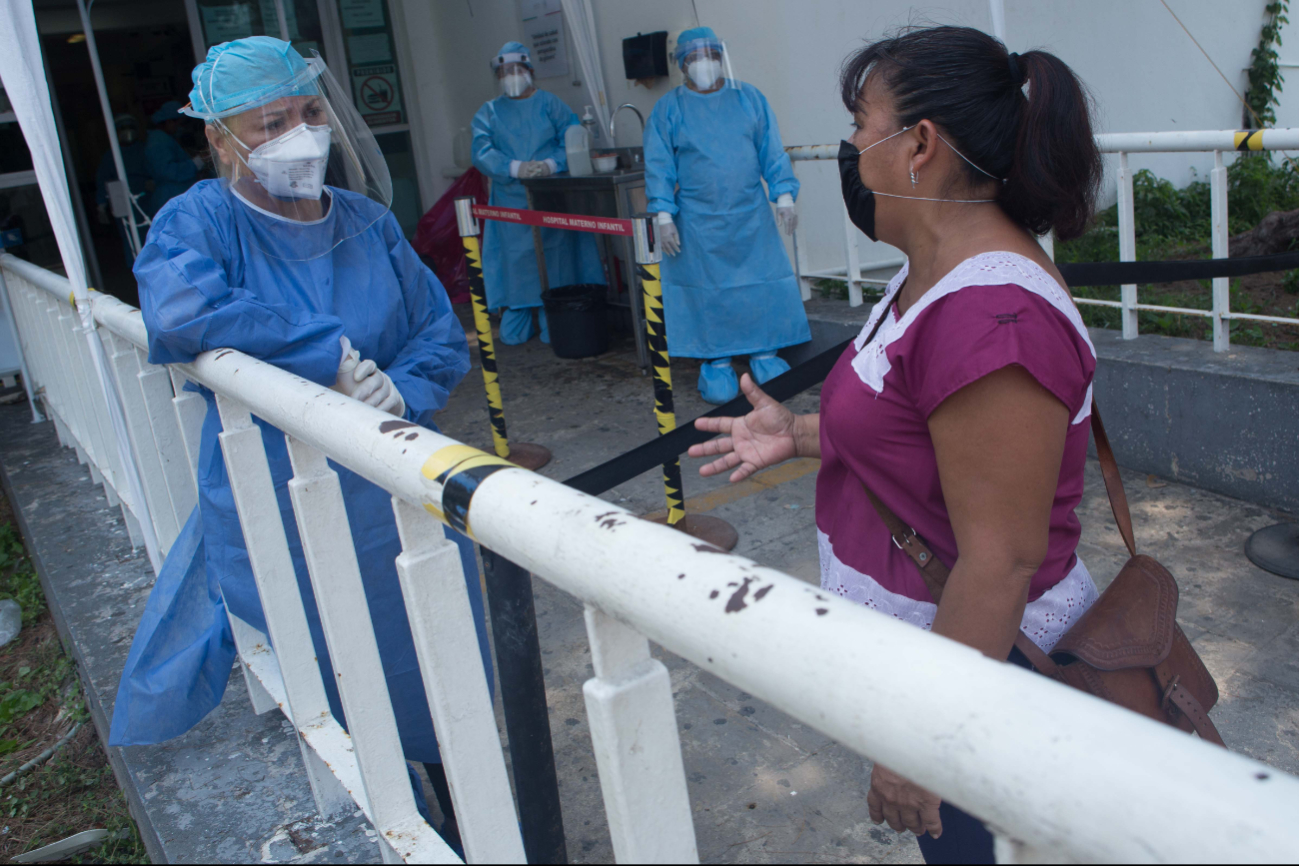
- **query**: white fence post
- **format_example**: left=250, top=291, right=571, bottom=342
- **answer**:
left=215, top=395, right=355, bottom=822
left=102, top=331, right=181, bottom=553
left=582, top=604, right=698, bottom=864
left=170, top=368, right=206, bottom=486
left=1117, top=151, right=1138, bottom=339
left=1211, top=149, right=1230, bottom=352
left=841, top=208, right=864, bottom=307
left=284, top=437, right=457, bottom=865
left=391, top=498, right=526, bottom=864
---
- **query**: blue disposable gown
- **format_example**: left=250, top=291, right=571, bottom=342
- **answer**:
left=144, top=129, right=198, bottom=216
left=644, top=82, right=811, bottom=359
left=124, top=180, right=491, bottom=762
left=472, top=91, right=603, bottom=310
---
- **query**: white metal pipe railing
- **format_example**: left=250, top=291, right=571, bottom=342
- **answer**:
left=787, top=128, right=1299, bottom=350
left=5, top=251, right=1299, bottom=863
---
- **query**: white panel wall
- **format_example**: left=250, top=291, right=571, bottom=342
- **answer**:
left=397, top=0, right=1280, bottom=274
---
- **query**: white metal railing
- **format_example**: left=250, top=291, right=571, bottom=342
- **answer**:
left=788, top=128, right=1299, bottom=352
left=4, top=251, right=1299, bottom=863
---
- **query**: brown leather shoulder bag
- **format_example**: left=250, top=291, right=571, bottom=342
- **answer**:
left=858, top=403, right=1225, bottom=746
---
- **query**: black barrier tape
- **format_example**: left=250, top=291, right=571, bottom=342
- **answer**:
left=564, top=338, right=852, bottom=495
left=440, top=462, right=511, bottom=534
left=1057, top=249, right=1299, bottom=286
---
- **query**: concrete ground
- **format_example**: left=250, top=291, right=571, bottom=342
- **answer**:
left=1, top=298, right=1294, bottom=863
left=431, top=306, right=1299, bottom=864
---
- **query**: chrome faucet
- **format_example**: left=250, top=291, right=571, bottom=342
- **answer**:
left=609, top=103, right=645, bottom=147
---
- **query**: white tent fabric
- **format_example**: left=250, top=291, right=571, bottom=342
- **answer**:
left=560, top=0, right=610, bottom=146
left=0, top=0, right=161, bottom=572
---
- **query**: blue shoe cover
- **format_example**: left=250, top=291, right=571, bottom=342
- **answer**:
left=748, top=351, right=790, bottom=385
left=698, top=358, right=739, bottom=404
left=500, top=307, right=535, bottom=345
left=539, top=308, right=550, bottom=345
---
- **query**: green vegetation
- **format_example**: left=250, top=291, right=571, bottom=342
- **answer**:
left=1057, top=155, right=1299, bottom=350
left=0, top=511, right=147, bottom=863
left=1246, top=1, right=1290, bottom=128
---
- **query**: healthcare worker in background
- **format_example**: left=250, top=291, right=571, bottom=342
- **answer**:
left=472, top=41, right=603, bottom=344
left=645, top=27, right=810, bottom=404
left=144, top=99, right=202, bottom=215
left=94, top=114, right=149, bottom=260
left=114, top=38, right=491, bottom=853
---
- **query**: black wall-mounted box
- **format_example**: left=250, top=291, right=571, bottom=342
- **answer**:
left=622, top=31, right=669, bottom=79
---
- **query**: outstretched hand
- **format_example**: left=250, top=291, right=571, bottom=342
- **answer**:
left=688, top=373, right=800, bottom=482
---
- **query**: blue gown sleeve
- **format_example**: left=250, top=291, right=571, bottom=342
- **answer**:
left=380, top=215, right=472, bottom=425
left=471, top=103, right=515, bottom=183
left=749, top=86, right=799, bottom=202
left=644, top=98, right=679, bottom=215
left=146, top=132, right=199, bottom=185
left=134, top=195, right=345, bottom=385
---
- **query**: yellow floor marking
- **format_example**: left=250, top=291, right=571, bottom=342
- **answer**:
left=641, top=457, right=820, bottom=520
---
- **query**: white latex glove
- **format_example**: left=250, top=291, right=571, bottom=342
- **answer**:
left=332, top=336, right=363, bottom=395
left=352, top=367, right=405, bottom=416
left=656, top=212, right=681, bottom=256
left=776, top=193, right=797, bottom=235
left=777, top=206, right=797, bottom=235
left=519, top=160, right=552, bottom=178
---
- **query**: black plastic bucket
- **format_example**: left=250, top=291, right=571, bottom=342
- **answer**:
left=542, top=284, right=608, bottom=359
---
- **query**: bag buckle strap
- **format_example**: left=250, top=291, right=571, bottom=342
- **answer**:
left=891, top=527, right=933, bottom=565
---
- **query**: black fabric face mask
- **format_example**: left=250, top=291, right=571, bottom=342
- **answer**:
left=838, top=139, right=877, bottom=241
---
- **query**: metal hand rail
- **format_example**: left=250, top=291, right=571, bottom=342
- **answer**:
left=4, top=251, right=1298, bottom=863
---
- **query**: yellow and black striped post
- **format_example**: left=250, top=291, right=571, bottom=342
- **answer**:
left=454, top=197, right=551, bottom=471
left=633, top=216, right=737, bottom=550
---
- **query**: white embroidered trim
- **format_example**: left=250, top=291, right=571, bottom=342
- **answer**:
left=817, top=529, right=1099, bottom=653
left=849, top=252, right=1097, bottom=425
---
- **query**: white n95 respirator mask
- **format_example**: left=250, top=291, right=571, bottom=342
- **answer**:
left=243, top=123, right=332, bottom=200
left=688, top=58, right=723, bottom=90
left=502, top=71, right=532, bottom=98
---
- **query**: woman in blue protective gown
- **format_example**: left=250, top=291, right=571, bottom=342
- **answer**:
left=472, top=41, right=604, bottom=345
left=111, top=37, right=489, bottom=850
left=644, top=27, right=811, bottom=404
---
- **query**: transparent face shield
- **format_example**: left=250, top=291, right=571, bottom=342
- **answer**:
left=676, top=39, right=739, bottom=92
left=497, top=61, right=534, bottom=98
left=198, top=55, right=393, bottom=261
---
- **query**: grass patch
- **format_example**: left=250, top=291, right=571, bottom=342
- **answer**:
left=0, top=492, right=147, bottom=864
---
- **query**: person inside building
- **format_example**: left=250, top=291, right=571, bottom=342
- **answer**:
left=687, top=25, right=1103, bottom=865
left=471, top=41, right=603, bottom=344
left=115, top=37, right=491, bottom=852
left=644, top=26, right=810, bottom=404
left=94, top=113, right=149, bottom=260
left=143, top=99, right=202, bottom=215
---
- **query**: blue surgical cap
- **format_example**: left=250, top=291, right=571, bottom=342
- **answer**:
left=674, top=27, right=722, bottom=63
left=491, top=41, right=532, bottom=71
left=150, top=101, right=183, bottom=124
left=184, top=36, right=320, bottom=120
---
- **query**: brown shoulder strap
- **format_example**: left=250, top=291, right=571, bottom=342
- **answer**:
left=1089, top=401, right=1137, bottom=558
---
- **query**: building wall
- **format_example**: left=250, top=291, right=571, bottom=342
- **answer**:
left=396, top=0, right=1281, bottom=275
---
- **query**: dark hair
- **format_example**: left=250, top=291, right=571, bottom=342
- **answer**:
left=839, top=26, right=1101, bottom=240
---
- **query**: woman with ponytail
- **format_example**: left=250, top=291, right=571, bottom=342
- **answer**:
left=686, top=25, right=1103, bottom=863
